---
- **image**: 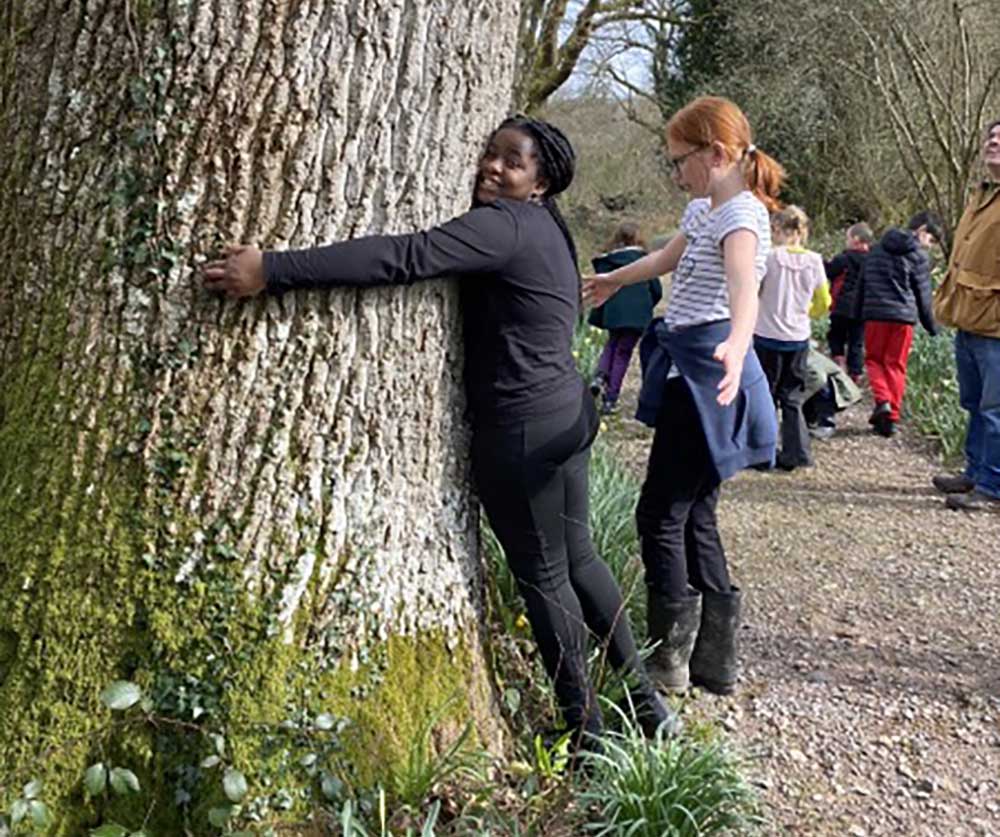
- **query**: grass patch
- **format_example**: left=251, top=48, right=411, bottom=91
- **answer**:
left=573, top=322, right=608, bottom=385
left=579, top=705, right=763, bottom=837
left=905, top=328, right=965, bottom=460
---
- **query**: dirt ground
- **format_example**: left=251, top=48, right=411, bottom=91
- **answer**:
left=607, top=372, right=1000, bottom=837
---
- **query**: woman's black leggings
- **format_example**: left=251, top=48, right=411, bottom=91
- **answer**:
left=472, top=393, right=641, bottom=732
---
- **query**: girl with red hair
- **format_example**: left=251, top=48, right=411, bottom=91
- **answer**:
left=584, top=96, right=784, bottom=697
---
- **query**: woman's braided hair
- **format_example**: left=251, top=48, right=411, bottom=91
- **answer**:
left=481, top=115, right=579, bottom=273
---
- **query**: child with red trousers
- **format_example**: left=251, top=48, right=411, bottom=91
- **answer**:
left=860, top=211, right=941, bottom=436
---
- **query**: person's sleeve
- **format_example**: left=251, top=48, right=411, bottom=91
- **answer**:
left=825, top=253, right=847, bottom=280
left=911, top=252, right=938, bottom=335
left=712, top=199, right=762, bottom=248
left=263, top=203, right=518, bottom=294
left=810, top=274, right=832, bottom=319
left=856, top=262, right=867, bottom=321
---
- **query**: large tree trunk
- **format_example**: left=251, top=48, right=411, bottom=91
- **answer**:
left=0, top=0, right=517, bottom=831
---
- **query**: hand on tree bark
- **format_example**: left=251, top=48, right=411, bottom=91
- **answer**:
left=202, top=245, right=266, bottom=298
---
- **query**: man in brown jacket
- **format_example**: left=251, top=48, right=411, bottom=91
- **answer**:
left=932, top=120, right=1000, bottom=512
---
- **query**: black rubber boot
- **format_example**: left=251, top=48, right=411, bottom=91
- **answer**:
left=689, top=588, right=742, bottom=695
left=628, top=680, right=683, bottom=739
left=646, top=591, right=702, bottom=692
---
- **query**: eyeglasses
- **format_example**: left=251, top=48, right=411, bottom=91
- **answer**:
left=668, top=146, right=705, bottom=174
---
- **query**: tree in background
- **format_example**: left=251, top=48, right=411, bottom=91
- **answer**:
left=514, top=0, right=687, bottom=113
left=835, top=0, right=1000, bottom=245
left=660, top=0, right=1000, bottom=234
left=649, top=0, right=726, bottom=121
left=1, top=0, right=516, bottom=830
left=576, top=0, right=999, bottom=236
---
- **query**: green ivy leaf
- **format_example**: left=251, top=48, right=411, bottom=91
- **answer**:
left=84, top=763, right=108, bottom=796
left=314, top=713, right=336, bottom=731
left=9, top=800, right=28, bottom=826
left=222, top=768, right=248, bottom=802
left=100, top=681, right=143, bottom=711
left=90, top=825, right=128, bottom=837
left=22, top=779, right=42, bottom=800
left=200, top=755, right=221, bottom=769
left=109, top=767, right=141, bottom=795
left=206, top=806, right=232, bottom=827
left=0, top=813, right=10, bottom=837
left=320, top=773, right=343, bottom=801
left=28, top=802, right=52, bottom=830
left=210, top=733, right=226, bottom=757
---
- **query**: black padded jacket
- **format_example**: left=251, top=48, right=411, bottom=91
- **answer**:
left=859, top=228, right=937, bottom=334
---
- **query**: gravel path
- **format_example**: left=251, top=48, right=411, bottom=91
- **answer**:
left=607, top=376, right=1000, bottom=836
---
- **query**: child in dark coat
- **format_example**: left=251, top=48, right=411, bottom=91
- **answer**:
left=860, top=211, right=941, bottom=436
left=825, top=222, right=873, bottom=382
left=588, top=221, right=662, bottom=414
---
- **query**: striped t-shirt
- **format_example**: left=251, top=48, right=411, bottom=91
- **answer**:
left=664, top=192, right=771, bottom=329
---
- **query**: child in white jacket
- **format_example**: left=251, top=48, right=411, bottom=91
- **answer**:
left=754, top=205, right=829, bottom=470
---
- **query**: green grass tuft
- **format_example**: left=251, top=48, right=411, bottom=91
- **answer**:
left=578, top=704, right=764, bottom=837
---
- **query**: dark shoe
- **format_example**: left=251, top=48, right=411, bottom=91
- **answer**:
left=775, top=455, right=814, bottom=471
left=869, top=401, right=891, bottom=426
left=932, top=473, right=975, bottom=494
left=874, top=417, right=896, bottom=437
left=601, top=397, right=618, bottom=416
left=869, top=402, right=895, bottom=437
left=689, top=588, right=742, bottom=696
left=809, top=425, right=835, bottom=440
left=646, top=592, right=701, bottom=692
left=946, top=489, right=1000, bottom=513
left=589, top=372, right=608, bottom=398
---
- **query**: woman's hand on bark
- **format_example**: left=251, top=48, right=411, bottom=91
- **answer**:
left=202, top=245, right=266, bottom=298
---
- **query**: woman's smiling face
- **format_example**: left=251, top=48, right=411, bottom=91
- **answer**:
left=475, top=127, right=548, bottom=204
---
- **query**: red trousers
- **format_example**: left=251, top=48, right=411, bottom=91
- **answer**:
left=864, top=321, right=914, bottom=421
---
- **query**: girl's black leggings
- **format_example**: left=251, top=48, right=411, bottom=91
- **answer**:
left=635, top=377, right=732, bottom=600
left=472, top=393, right=642, bottom=732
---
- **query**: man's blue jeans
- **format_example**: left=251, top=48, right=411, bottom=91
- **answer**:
left=955, top=329, right=1000, bottom=498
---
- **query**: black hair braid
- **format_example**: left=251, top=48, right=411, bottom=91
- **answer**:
left=497, top=115, right=579, bottom=274
left=540, top=196, right=578, bottom=274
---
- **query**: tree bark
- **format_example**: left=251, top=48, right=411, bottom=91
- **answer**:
left=0, top=0, right=516, bottom=830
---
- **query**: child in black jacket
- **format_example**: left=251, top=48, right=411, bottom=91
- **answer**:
left=825, top=222, right=873, bottom=382
left=860, top=211, right=941, bottom=436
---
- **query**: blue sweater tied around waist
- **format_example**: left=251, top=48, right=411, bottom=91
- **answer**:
left=636, top=318, right=777, bottom=481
